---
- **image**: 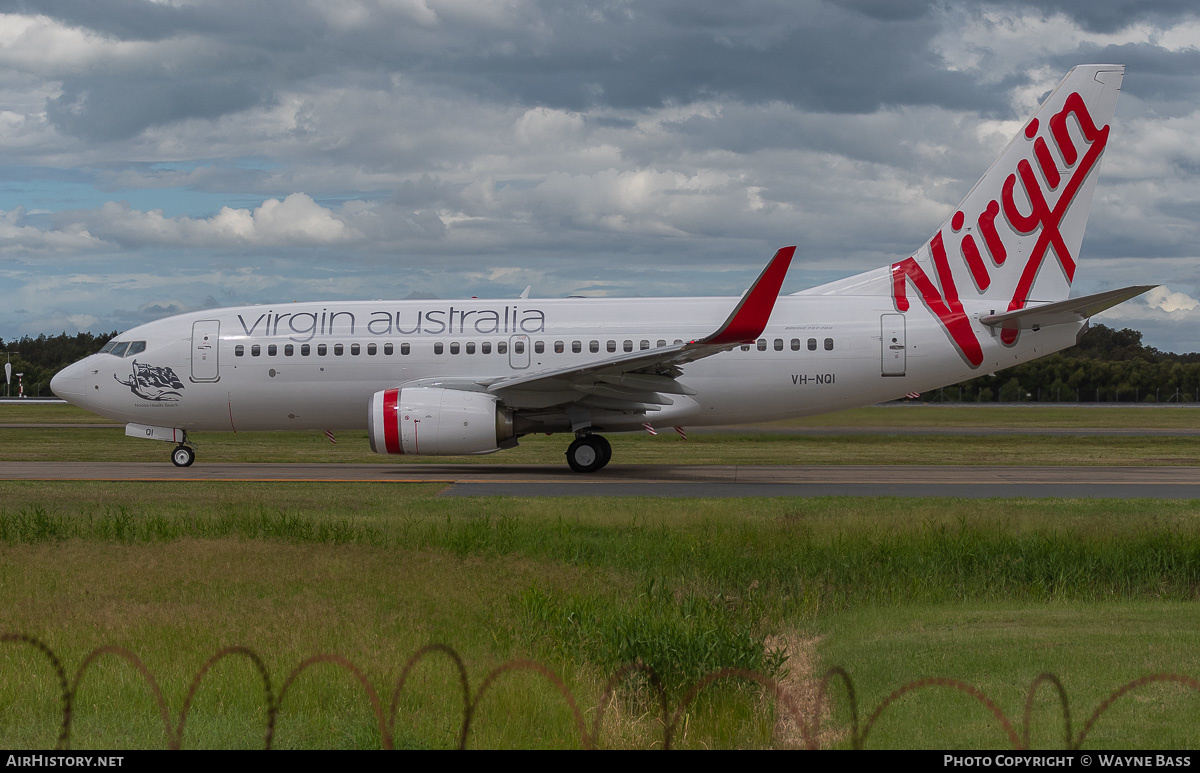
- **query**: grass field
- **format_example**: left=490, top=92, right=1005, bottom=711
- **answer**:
left=2, top=404, right=1198, bottom=749
left=7, top=401, right=1200, bottom=428
left=2, top=482, right=1199, bottom=749
left=2, top=403, right=1200, bottom=466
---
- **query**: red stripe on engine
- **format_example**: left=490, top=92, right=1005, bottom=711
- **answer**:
left=383, top=388, right=402, bottom=454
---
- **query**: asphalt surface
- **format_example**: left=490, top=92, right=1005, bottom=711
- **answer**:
left=7, top=423, right=1200, bottom=435
left=3, top=461, right=1197, bottom=498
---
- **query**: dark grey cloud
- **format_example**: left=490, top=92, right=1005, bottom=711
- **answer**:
left=834, top=0, right=937, bottom=22
left=994, top=0, right=1200, bottom=34
left=422, top=1, right=1002, bottom=115
left=47, top=74, right=271, bottom=142
left=23, top=0, right=1196, bottom=146
left=2, top=0, right=218, bottom=41
left=25, top=0, right=1012, bottom=144
left=1055, top=44, right=1200, bottom=116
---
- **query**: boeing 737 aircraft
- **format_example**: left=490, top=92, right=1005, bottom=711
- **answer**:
left=52, top=65, right=1154, bottom=472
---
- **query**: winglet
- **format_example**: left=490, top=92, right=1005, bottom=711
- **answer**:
left=698, top=247, right=796, bottom=345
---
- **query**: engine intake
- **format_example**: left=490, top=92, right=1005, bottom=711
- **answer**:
left=368, top=387, right=515, bottom=456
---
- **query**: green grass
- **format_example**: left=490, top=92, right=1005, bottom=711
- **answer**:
left=7, top=402, right=1200, bottom=430
left=771, top=404, right=1200, bottom=430
left=3, top=425, right=1200, bottom=466
left=2, top=483, right=1200, bottom=748
left=819, top=603, right=1200, bottom=750
left=3, top=402, right=1199, bottom=466
left=0, top=403, right=120, bottom=424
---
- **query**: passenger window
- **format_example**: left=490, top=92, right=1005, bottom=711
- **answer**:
left=498, top=341, right=508, bottom=354
left=351, top=343, right=360, bottom=355
left=808, top=338, right=817, bottom=351
left=400, top=343, right=409, bottom=355
left=657, top=340, right=666, bottom=348
left=434, top=342, right=444, bottom=355
left=482, top=342, right=492, bottom=354
left=317, top=344, right=327, bottom=356
left=756, top=339, right=767, bottom=352
left=534, top=341, right=544, bottom=354
left=554, top=341, right=564, bottom=354
left=673, top=339, right=683, bottom=345
left=450, top=342, right=460, bottom=355
left=384, top=343, right=394, bottom=355
left=591, top=341, right=600, bottom=353
left=465, top=342, right=475, bottom=354
left=332, top=344, right=342, bottom=355
left=251, top=345, right=261, bottom=357
left=367, top=343, right=377, bottom=355
left=741, top=344, right=751, bottom=352
left=572, top=341, right=581, bottom=353
left=639, top=340, right=649, bottom=350
left=285, top=344, right=294, bottom=356
left=791, top=339, right=800, bottom=351
left=824, top=338, right=834, bottom=351
left=515, top=341, right=525, bottom=354
left=302, top=344, right=311, bottom=356
left=623, top=340, right=633, bottom=352
left=607, top=341, right=616, bottom=353
left=774, top=339, right=783, bottom=351
left=268, top=344, right=278, bottom=356
left=235, top=345, right=245, bottom=357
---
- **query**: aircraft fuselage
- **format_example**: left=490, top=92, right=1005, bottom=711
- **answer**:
left=52, top=293, right=1079, bottom=434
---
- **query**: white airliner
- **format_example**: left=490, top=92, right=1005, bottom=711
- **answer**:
left=52, top=65, right=1153, bottom=472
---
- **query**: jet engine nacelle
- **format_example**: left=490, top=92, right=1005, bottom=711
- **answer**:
left=368, top=387, right=515, bottom=456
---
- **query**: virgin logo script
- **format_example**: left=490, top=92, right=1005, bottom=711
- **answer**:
left=890, top=92, right=1110, bottom=367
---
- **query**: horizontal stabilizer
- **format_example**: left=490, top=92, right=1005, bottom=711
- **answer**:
left=979, top=285, right=1157, bottom=331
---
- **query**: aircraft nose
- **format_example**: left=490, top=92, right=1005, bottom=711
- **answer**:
left=50, top=361, right=88, bottom=406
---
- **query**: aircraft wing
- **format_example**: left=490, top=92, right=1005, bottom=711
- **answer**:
left=480, top=247, right=795, bottom=408
left=979, top=285, right=1157, bottom=331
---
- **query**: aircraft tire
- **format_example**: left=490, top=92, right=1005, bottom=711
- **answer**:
left=566, top=435, right=609, bottom=473
left=172, top=445, right=195, bottom=467
left=594, top=434, right=612, bottom=468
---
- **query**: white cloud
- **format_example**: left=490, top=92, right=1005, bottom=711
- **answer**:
left=0, top=208, right=106, bottom=253
left=80, top=194, right=360, bottom=248
left=1145, top=286, right=1200, bottom=313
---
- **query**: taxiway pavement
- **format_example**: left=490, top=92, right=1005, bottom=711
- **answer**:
left=3, top=462, right=1197, bottom=498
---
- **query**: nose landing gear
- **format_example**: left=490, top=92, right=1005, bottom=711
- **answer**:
left=565, top=433, right=612, bottom=473
left=170, top=430, right=196, bottom=467
left=171, top=444, right=196, bottom=467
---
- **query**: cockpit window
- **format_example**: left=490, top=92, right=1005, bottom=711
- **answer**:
left=101, top=340, right=147, bottom=357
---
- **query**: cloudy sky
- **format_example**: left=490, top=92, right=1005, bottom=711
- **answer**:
left=2, top=0, right=1199, bottom=351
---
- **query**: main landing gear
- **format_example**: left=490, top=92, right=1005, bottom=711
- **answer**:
left=566, top=433, right=612, bottom=473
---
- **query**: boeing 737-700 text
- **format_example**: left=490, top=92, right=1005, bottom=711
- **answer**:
left=52, top=65, right=1154, bottom=472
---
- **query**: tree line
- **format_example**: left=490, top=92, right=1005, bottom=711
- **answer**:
left=927, top=324, right=1200, bottom=403
left=1, top=332, right=116, bottom=398
left=1, top=324, right=1197, bottom=401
